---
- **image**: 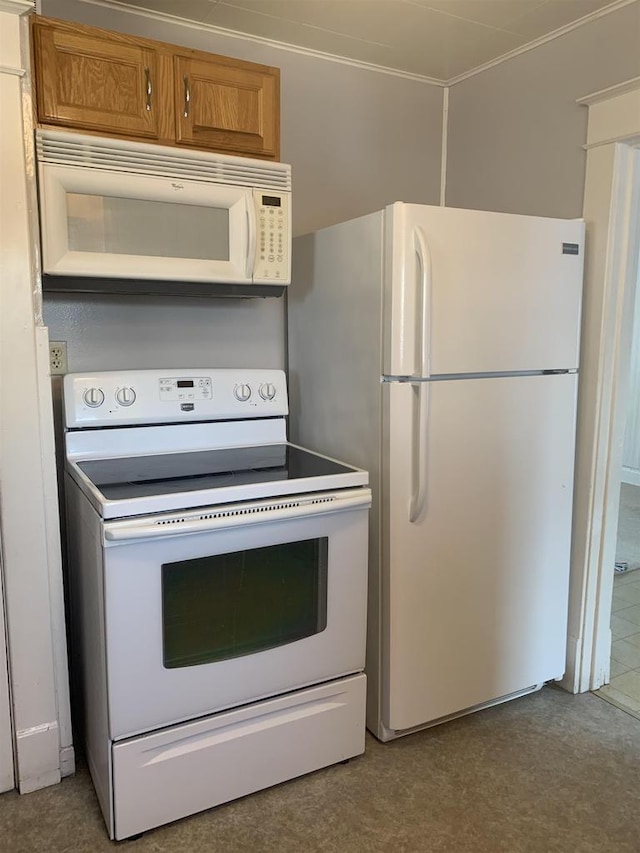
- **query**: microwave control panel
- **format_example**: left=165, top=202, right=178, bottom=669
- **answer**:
left=253, top=190, right=290, bottom=284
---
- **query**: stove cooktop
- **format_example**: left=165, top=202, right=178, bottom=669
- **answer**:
left=64, top=370, right=369, bottom=520
left=76, top=443, right=359, bottom=503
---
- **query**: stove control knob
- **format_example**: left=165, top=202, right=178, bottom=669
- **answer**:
left=259, top=382, right=277, bottom=401
left=83, top=387, right=104, bottom=408
left=234, top=383, right=252, bottom=402
left=115, top=387, right=136, bottom=407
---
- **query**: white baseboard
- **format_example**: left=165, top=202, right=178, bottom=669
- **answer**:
left=561, top=633, right=583, bottom=694
left=15, top=721, right=61, bottom=794
left=60, top=745, right=75, bottom=778
left=621, top=466, right=640, bottom=486
left=19, top=768, right=61, bottom=794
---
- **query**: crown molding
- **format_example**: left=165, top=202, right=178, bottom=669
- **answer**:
left=577, top=76, right=640, bottom=149
left=577, top=76, right=640, bottom=106
left=0, top=64, right=26, bottom=75
left=447, top=0, right=637, bottom=86
left=0, top=0, right=34, bottom=14
left=66, top=0, right=445, bottom=86
left=56, top=0, right=637, bottom=87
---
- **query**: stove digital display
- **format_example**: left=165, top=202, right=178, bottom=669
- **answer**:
left=159, top=376, right=212, bottom=401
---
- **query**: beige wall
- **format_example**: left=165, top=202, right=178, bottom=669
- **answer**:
left=445, top=0, right=640, bottom=218
left=40, top=0, right=443, bottom=374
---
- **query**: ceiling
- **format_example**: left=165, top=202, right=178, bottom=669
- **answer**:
left=95, top=0, right=625, bottom=82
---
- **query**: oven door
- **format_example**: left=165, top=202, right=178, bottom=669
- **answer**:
left=102, top=488, right=371, bottom=739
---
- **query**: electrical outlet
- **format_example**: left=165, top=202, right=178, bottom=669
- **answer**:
left=49, top=341, right=67, bottom=375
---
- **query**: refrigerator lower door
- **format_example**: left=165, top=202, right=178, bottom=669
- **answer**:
left=382, top=374, right=577, bottom=734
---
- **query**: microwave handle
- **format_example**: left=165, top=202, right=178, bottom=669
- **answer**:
left=246, top=193, right=257, bottom=279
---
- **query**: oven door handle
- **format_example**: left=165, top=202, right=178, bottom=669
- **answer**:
left=103, top=490, right=372, bottom=543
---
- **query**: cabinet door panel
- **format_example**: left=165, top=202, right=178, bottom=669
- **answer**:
left=175, top=55, right=279, bottom=160
left=33, top=23, right=160, bottom=138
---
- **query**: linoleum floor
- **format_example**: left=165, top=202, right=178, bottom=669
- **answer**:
left=1, top=686, right=638, bottom=853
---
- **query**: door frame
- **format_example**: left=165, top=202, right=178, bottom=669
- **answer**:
left=563, top=79, right=640, bottom=693
left=0, top=538, right=15, bottom=793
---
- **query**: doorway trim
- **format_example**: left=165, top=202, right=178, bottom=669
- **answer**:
left=563, top=79, right=640, bottom=693
left=0, top=540, right=15, bottom=793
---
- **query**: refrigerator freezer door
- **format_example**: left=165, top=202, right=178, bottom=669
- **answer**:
left=382, top=374, right=577, bottom=733
left=384, top=204, right=584, bottom=377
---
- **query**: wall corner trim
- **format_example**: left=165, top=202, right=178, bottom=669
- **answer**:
left=439, top=87, right=449, bottom=206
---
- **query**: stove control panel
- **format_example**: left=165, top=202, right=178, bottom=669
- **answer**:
left=64, top=369, right=288, bottom=428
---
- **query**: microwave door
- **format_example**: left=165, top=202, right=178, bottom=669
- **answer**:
left=39, top=163, right=253, bottom=284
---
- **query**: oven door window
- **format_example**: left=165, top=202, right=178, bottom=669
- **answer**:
left=162, top=538, right=328, bottom=668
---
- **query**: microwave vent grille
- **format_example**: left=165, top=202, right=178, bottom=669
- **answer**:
left=36, top=130, right=291, bottom=192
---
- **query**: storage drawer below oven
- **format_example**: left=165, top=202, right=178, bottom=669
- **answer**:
left=112, top=673, right=366, bottom=840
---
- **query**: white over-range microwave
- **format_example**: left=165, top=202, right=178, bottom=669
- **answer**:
left=36, top=130, right=292, bottom=297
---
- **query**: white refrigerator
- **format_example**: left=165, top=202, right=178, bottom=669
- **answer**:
left=287, top=202, right=584, bottom=742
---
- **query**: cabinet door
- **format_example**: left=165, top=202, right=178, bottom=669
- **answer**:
left=32, top=21, right=161, bottom=139
left=174, top=54, right=279, bottom=160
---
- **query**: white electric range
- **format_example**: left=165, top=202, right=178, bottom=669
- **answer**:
left=63, top=368, right=371, bottom=840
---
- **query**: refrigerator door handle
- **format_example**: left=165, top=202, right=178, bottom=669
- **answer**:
left=414, top=227, right=432, bottom=378
left=409, top=381, right=429, bottom=523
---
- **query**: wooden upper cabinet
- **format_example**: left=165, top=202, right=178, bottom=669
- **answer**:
left=31, top=16, right=280, bottom=160
left=32, top=20, right=162, bottom=139
left=174, top=54, right=279, bottom=159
